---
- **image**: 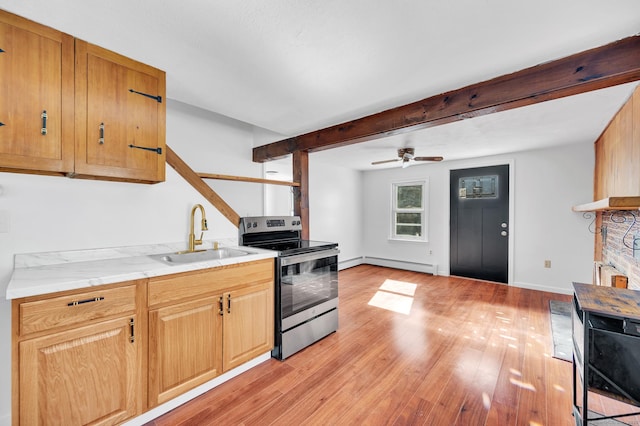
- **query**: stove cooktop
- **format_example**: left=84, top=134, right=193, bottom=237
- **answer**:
left=248, top=240, right=338, bottom=256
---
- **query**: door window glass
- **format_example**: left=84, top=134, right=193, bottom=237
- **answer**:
left=458, top=175, right=498, bottom=199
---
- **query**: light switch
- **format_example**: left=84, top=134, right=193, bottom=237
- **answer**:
left=0, top=210, right=9, bottom=233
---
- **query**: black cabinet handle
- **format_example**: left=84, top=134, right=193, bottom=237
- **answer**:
left=219, top=296, right=224, bottom=316
left=129, top=318, right=135, bottom=343
left=41, top=110, right=47, bottom=135
left=227, top=294, right=231, bottom=314
left=99, top=123, right=105, bottom=144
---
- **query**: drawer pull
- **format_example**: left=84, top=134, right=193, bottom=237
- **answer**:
left=219, top=296, right=224, bottom=316
left=227, top=294, right=231, bottom=314
left=67, top=296, right=104, bottom=307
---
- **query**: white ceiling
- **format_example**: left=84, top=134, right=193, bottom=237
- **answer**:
left=1, top=1, right=639, bottom=170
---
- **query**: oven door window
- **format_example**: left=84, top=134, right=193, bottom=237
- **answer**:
left=280, top=255, right=338, bottom=318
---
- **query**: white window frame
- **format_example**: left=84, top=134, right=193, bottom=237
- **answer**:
left=390, top=179, right=428, bottom=242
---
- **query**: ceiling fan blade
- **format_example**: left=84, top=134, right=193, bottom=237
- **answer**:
left=413, top=156, right=444, bottom=162
left=371, top=159, right=401, bottom=165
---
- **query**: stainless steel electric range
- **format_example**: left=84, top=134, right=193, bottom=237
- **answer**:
left=239, top=216, right=339, bottom=360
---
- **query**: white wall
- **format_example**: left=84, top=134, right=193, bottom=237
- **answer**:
left=263, top=157, right=294, bottom=217
left=0, top=100, right=266, bottom=424
left=362, top=142, right=595, bottom=294
left=309, top=161, right=363, bottom=267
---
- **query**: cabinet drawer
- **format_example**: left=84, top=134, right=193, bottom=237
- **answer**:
left=20, top=285, right=137, bottom=335
left=148, top=259, right=274, bottom=307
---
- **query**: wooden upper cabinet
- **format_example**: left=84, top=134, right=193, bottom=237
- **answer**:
left=0, top=10, right=74, bottom=174
left=593, top=85, right=640, bottom=200
left=75, top=40, right=166, bottom=183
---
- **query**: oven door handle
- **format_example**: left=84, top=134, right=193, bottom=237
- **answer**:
left=280, top=248, right=340, bottom=266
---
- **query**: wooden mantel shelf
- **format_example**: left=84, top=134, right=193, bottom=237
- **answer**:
left=572, top=196, right=640, bottom=212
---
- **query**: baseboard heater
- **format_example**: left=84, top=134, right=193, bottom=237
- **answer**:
left=363, top=256, right=438, bottom=275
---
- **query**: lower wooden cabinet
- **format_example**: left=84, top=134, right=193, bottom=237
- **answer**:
left=223, top=281, right=274, bottom=371
left=147, top=259, right=274, bottom=408
left=148, top=297, right=223, bottom=405
left=12, top=259, right=274, bottom=424
left=19, top=316, right=140, bottom=426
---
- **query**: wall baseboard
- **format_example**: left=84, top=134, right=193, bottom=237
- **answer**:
left=339, top=257, right=364, bottom=270
left=512, top=281, right=573, bottom=295
left=363, top=257, right=438, bottom=275
left=122, top=352, right=271, bottom=426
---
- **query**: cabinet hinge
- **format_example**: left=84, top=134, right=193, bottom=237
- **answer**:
left=129, top=89, right=162, bottom=103
left=129, top=318, right=135, bottom=343
left=128, top=144, right=162, bottom=155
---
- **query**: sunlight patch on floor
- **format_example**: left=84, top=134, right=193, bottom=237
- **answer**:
left=367, top=279, right=417, bottom=315
left=368, top=290, right=413, bottom=315
left=379, top=279, right=417, bottom=296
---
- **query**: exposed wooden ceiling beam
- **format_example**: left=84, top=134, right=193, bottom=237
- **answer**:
left=253, top=35, right=640, bottom=162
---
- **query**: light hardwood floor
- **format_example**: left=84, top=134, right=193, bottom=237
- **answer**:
left=146, top=265, right=640, bottom=425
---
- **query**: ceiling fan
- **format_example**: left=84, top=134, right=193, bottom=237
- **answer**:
left=371, top=148, right=443, bottom=168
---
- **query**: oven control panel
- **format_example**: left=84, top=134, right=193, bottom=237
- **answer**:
left=267, top=219, right=285, bottom=227
left=239, top=216, right=302, bottom=234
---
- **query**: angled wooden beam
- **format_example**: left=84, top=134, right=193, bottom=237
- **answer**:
left=166, top=145, right=241, bottom=227
left=198, top=172, right=300, bottom=187
left=254, top=35, right=640, bottom=162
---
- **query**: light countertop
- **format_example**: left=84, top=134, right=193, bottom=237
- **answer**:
left=6, top=239, right=277, bottom=300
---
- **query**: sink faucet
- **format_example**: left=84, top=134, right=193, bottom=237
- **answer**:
left=188, top=204, right=208, bottom=252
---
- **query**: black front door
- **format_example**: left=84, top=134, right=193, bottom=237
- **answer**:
left=450, top=165, right=509, bottom=283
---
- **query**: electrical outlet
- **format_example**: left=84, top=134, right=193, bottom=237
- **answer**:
left=634, top=235, right=640, bottom=261
left=544, top=260, right=551, bottom=268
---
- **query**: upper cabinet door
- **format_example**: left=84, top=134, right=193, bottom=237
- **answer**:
left=75, top=40, right=166, bottom=183
left=0, top=11, right=74, bottom=174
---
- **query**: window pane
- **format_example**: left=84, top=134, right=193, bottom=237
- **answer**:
left=397, top=185, right=422, bottom=208
left=397, top=212, right=421, bottom=224
left=396, top=224, right=422, bottom=237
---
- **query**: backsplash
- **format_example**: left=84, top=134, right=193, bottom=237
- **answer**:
left=601, top=211, right=640, bottom=290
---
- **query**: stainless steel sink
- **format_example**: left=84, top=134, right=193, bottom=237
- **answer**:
left=150, top=248, right=250, bottom=265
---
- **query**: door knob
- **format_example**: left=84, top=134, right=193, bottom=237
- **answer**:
left=501, top=230, right=508, bottom=237
left=501, top=222, right=508, bottom=228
